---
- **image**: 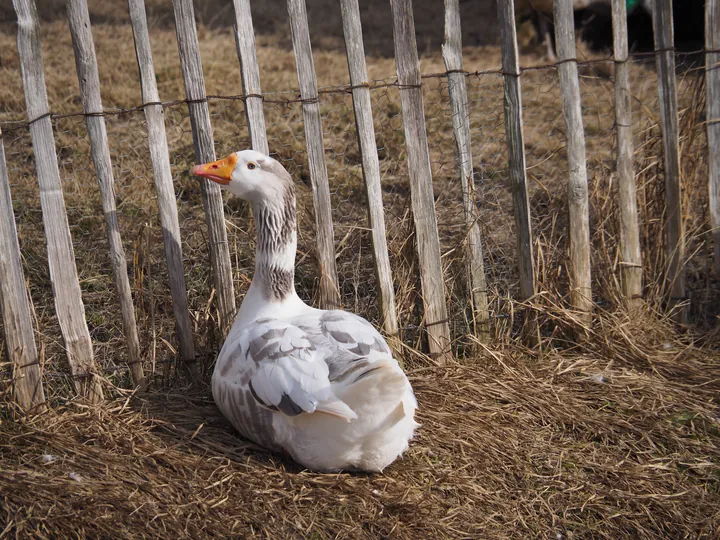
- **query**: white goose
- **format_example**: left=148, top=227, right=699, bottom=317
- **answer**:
left=192, top=150, right=419, bottom=472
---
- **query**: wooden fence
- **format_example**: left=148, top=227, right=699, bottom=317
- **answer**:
left=0, top=0, right=717, bottom=410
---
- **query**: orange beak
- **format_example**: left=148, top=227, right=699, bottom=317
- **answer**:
left=190, top=154, right=238, bottom=185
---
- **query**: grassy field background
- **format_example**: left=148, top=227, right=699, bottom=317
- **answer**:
left=0, top=1, right=718, bottom=537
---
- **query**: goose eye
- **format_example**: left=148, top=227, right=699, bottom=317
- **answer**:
left=247, top=162, right=257, bottom=170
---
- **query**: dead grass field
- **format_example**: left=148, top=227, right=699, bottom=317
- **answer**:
left=0, top=8, right=719, bottom=538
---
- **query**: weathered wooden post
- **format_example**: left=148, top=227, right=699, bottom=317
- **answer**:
left=172, top=0, right=236, bottom=334
left=286, top=0, right=342, bottom=310
left=554, top=0, right=593, bottom=324
left=651, top=0, right=686, bottom=322
left=128, top=0, right=196, bottom=369
left=339, top=0, right=399, bottom=335
left=232, top=0, right=270, bottom=156
left=0, top=126, right=46, bottom=410
left=443, top=0, right=491, bottom=342
left=390, top=0, right=453, bottom=363
left=13, top=0, right=103, bottom=401
left=611, top=0, right=643, bottom=308
left=497, top=0, right=539, bottom=343
left=67, top=0, right=145, bottom=387
left=706, top=0, right=720, bottom=277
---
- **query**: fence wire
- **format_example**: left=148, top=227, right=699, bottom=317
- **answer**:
left=0, top=49, right=714, bottom=399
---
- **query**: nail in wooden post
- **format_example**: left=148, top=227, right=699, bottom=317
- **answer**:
left=443, top=0, right=490, bottom=342
left=13, top=0, right=103, bottom=401
left=128, top=0, right=196, bottom=366
left=497, top=0, right=539, bottom=344
left=67, top=0, right=145, bottom=387
left=553, top=0, right=593, bottom=323
left=390, top=0, right=452, bottom=363
left=232, top=0, right=269, bottom=155
left=611, top=0, right=643, bottom=308
left=286, top=0, right=341, bottom=310
left=172, top=0, right=236, bottom=333
left=651, top=0, right=686, bottom=322
left=706, top=0, right=720, bottom=277
left=339, top=0, right=399, bottom=335
left=0, top=127, right=46, bottom=410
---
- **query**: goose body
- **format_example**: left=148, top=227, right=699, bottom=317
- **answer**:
left=192, top=150, right=418, bottom=472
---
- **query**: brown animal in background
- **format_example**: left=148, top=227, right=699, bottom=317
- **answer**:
left=514, top=0, right=607, bottom=61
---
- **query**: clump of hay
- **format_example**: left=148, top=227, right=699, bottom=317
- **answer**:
left=2, top=310, right=718, bottom=538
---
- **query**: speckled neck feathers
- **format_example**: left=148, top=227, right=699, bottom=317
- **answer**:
left=252, top=186, right=297, bottom=301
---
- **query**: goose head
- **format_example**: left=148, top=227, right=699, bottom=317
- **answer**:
left=191, top=149, right=293, bottom=203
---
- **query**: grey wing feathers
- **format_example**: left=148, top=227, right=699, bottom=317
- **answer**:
left=240, top=320, right=329, bottom=417
left=298, top=310, right=395, bottom=386
left=248, top=380, right=303, bottom=416
left=214, top=311, right=395, bottom=423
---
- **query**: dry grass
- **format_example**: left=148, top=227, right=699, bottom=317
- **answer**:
left=2, top=320, right=719, bottom=538
left=0, top=0, right=498, bottom=58
left=0, top=8, right=719, bottom=538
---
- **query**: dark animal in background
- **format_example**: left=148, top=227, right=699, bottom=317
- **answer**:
left=579, top=0, right=705, bottom=54
left=515, top=0, right=705, bottom=60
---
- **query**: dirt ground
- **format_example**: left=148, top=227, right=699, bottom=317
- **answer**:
left=0, top=0, right=500, bottom=57
left=0, top=2, right=718, bottom=537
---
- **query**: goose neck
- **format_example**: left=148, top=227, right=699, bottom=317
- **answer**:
left=250, top=191, right=297, bottom=301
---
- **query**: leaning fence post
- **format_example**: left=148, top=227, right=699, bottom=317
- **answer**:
left=553, top=0, right=593, bottom=325
left=339, top=0, right=399, bottom=336
left=497, top=0, right=539, bottom=344
left=0, top=127, right=46, bottom=410
left=232, top=0, right=269, bottom=155
left=128, top=0, right=196, bottom=368
left=286, top=0, right=342, bottom=310
left=443, top=0, right=490, bottom=342
left=172, top=0, right=236, bottom=335
left=651, top=0, right=686, bottom=322
left=67, top=0, right=145, bottom=388
left=13, top=0, right=103, bottom=402
left=390, top=0, right=453, bottom=363
left=706, top=0, right=720, bottom=277
left=612, top=0, right=643, bottom=308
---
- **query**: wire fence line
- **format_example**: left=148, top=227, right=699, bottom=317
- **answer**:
left=0, top=52, right=709, bottom=134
